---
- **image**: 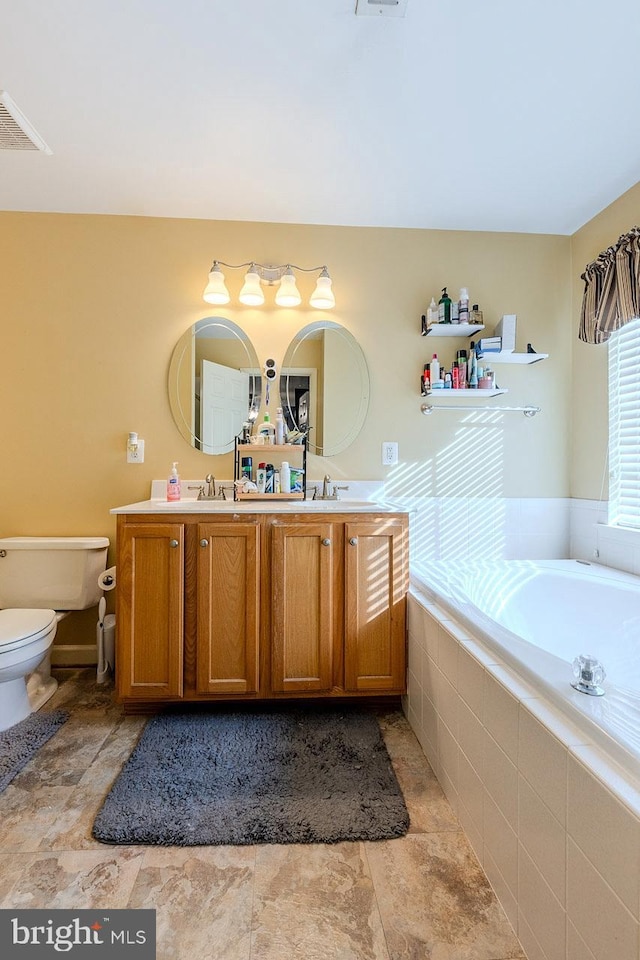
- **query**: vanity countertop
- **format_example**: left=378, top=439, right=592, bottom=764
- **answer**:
left=110, top=498, right=408, bottom=515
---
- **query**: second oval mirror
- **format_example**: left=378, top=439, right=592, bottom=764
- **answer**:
left=280, top=320, right=370, bottom=457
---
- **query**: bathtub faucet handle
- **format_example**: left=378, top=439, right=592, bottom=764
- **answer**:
left=571, top=654, right=606, bottom=697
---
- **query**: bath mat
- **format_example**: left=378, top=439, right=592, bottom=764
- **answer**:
left=92, top=708, right=409, bottom=846
left=0, top=710, right=69, bottom=793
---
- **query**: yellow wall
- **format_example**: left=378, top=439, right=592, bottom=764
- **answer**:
left=1, top=211, right=571, bottom=642
left=570, top=180, right=640, bottom=499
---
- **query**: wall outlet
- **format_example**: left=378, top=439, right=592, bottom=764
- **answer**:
left=382, top=441, right=398, bottom=466
left=127, top=438, right=145, bottom=463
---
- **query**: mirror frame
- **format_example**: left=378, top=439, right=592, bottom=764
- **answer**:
left=280, top=320, right=370, bottom=457
left=168, top=316, right=261, bottom=455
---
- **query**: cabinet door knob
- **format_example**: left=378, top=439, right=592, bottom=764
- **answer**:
left=200, top=539, right=209, bottom=548
left=349, top=537, right=358, bottom=546
left=169, top=539, right=179, bottom=548
left=322, top=538, right=331, bottom=546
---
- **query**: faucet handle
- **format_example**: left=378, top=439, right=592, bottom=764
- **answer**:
left=187, top=484, right=205, bottom=500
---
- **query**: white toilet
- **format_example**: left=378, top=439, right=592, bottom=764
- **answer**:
left=0, top=536, right=110, bottom=731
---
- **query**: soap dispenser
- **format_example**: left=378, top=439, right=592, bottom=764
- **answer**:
left=167, top=462, right=181, bottom=501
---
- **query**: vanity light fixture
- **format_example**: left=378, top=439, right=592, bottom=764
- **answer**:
left=203, top=261, right=335, bottom=309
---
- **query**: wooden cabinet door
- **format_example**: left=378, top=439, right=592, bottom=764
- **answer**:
left=344, top=519, right=407, bottom=692
left=117, top=522, right=184, bottom=699
left=271, top=521, right=334, bottom=693
left=196, top=521, right=260, bottom=695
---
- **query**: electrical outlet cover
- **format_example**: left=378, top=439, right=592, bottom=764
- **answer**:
left=382, top=441, right=398, bottom=465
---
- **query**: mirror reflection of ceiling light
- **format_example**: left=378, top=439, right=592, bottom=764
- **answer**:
left=203, top=261, right=335, bottom=309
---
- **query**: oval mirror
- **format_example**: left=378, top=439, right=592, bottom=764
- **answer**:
left=280, top=320, right=370, bottom=457
left=168, top=316, right=261, bottom=455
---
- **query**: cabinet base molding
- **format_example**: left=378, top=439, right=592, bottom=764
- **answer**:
left=121, top=693, right=404, bottom=715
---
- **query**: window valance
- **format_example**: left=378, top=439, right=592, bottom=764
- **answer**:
left=579, top=226, right=640, bottom=344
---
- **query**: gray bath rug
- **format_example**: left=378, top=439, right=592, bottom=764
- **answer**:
left=0, top=710, right=69, bottom=793
left=93, top=708, right=409, bottom=846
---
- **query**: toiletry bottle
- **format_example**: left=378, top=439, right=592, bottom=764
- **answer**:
left=452, top=361, right=459, bottom=389
left=470, top=303, right=484, bottom=326
left=265, top=463, right=275, bottom=494
left=257, top=413, right=276, bottom=444
left=241, top=456, right=253, bottom=481
left=458, top=287, right=470, bottom=324
left=422, top=363, right=431, bottom=395
left=274, top=470, right=281, bottom=494
left=256, top=462, right=267, bottom=494
left=275, top=407, right=286, bottom=445
left=167, top=462, right=181, bottom=501
left=430, top=353, right=440, bottom=385
left=427, top=297, right=438, bottom=325
left=444, top=372, right=452, bottom=388
left=281, top=461, right=291, bottom=494
left=468, top=346, right=478, bottom=388
left=457, top=349, right=468, bottom=387
left=438, top=287, right=452, bottom=324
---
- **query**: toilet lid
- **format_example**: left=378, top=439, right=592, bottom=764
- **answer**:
left=0, top=609, right=57, bottom=650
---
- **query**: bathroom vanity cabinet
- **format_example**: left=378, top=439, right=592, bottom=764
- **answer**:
left=114, top=508, right=408, bottom=710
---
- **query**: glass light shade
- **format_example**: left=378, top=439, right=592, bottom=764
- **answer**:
left=203, top=267, right=230, bottom=305
left=275, top=270, right=302, bottom=307
left=239, top=268, right=265, bottom=306
left=310, top=274, right=335, bottom=309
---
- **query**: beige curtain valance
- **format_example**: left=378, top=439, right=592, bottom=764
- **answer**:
left=579, top=226, right=640, bottom=344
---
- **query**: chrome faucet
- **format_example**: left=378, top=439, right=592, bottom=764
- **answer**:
left=187, top=474, right=222, bottom=500
left=317, top=475, right=350, bottom=501
left=205, top=474, right=216, bottom=498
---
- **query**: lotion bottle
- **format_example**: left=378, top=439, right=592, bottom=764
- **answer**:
left=281, top=460, right=291, bottom=494
left=167, top=462, right=181, bottom=501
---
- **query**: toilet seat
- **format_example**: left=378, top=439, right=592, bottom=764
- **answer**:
left=0, top=609, right=57, bottom=653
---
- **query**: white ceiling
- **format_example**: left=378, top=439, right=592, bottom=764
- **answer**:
left=1, top=0, right=640, bottom=235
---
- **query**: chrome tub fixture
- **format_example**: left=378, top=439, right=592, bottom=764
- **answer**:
left=571, top=654, right=606, bottom=697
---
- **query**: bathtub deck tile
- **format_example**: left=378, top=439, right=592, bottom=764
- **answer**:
left=522, top=697, right=592, bottom=750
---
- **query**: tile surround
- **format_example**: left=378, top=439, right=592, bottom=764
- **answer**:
left=406, top=592, right=640, bottom=960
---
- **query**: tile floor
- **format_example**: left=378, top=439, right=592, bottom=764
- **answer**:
left=0, top=670, right=527, bottom=959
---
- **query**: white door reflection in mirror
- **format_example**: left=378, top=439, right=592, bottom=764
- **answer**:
left=168, top=316, right=261, bottom=455
left=200, top=359, right=249, bottom=455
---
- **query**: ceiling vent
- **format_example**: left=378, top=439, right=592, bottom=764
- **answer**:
left=355, top=0, right=409, bottom=17
left=0, top=91, right=51, bottom=154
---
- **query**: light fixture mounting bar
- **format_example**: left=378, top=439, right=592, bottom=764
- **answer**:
left=355, top=0, right=409, bottom=18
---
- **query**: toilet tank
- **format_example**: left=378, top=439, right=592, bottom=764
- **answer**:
left=0, top=537, right=110, bottom=609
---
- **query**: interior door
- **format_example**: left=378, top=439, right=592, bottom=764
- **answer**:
left=200, top=359, right=249, bottom=454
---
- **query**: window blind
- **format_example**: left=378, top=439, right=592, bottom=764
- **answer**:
left=609, top=317, right=640, bottom=528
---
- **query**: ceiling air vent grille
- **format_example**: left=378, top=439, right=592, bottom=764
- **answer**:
left=355, top=0, right=409, bottom=16
left=0, top=91, right=51, bottom=153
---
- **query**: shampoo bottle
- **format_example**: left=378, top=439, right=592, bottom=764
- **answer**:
left=438, top=287, right=452, bottom=324
left=167, top=462, right=181, bottom=501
